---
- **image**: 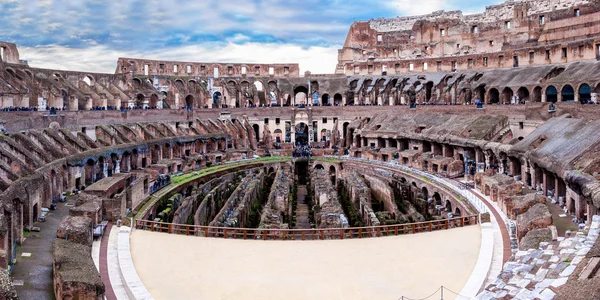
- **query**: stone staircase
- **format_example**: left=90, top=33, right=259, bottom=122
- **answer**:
left=295, top=185, right=311, bottom=229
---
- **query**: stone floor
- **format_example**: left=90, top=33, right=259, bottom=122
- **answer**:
left=476, top=216, right=600, bottom=300
left=12, top=200, right=71, bottom=300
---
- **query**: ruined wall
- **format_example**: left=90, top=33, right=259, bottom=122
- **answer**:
left=259, top=165, right=292, bottom=229
left=53, top=239, right=105, bottom=300
left=338, top=0, right=600, bottom=75
left=340, top=172, right=380, bottom=226
left=312, top=169, right=346, bottom=228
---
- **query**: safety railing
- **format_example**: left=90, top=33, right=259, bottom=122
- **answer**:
left=135, top=215, right=479, bottom=241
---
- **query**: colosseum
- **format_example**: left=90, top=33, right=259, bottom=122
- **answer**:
left=2, top=0, right=600, bottom=299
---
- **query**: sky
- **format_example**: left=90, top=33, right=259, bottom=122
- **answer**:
left=0, top=0, right=497, bottom=75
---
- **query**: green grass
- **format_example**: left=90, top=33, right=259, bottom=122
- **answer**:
left=314, top=157, right=342, bottom=163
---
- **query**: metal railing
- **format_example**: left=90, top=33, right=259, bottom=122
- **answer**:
left=135, top=215, right=478, bottom=241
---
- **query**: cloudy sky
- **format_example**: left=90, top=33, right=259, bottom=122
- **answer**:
left=0, top=0, right=497, bottom=74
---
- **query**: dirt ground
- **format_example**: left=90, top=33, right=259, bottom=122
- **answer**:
left=130, top=225, right=482, bottom=300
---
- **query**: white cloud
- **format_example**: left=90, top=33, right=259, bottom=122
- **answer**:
left=18, top=42, right=341, bottom=75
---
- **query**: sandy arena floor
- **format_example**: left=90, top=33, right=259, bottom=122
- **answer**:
left=130, top=225, right=481, bottom=300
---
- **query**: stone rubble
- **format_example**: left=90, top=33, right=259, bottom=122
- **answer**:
left=476, top=215, right=600, bottom=299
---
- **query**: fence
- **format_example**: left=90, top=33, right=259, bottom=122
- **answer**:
left=135, top=215, right=479, bottom=241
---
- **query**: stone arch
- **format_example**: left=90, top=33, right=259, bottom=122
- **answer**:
left=516, top=87, right=529, bottom=103
left=501, top=87, right=514, bottom=104
left=546, top=86, right=558, bottom=103
left=150, top=94, right=159, bottom=108
left=254, top=81, right=266, bottom=106
left=532, top=86, right=542, bottom=102
left=445, top=199, right=453, bottom=213
left=321, top=93, right=330, bottom=106
left=295, top=122, right=309, bottom=146
left=488, top=88, right=499, bottom=104
left=83, top=75, right=94, bottom=86
left=185, top=95, right=194, bottom=108
left=135, top=94, right=145, bottom=107
left=314, top=164, right=325, bottom=170
left=421, top=186, right=429, bottom=201
left=432, top=192, right=442, bottom=206
left=212, top=91, right=222, bottom=106
left=425, top=81, right=434, bottom=102
left=293, top=86, right=309, bottom=106
left=561, top=84, right=575, bottom=102
left=252, top=124, right=260, bottom=142
left=175, top=79, right=185, bottom=91
left=132, top=78, right=142, bottom=88
left=334, top=93, right=343, bottom=106
left=85, top=158, right=95, bottom=186
left=578, top=83, right=591, bottom=104
left=274, top=129, right=283, bottom=143
left=454, top=207, right=462, bottom=216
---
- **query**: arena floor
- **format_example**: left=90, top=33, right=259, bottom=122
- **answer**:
left=130, top=226, right=481, bottom=300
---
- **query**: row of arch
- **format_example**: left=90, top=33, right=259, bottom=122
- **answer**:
left=476, top=83, right=595, bottom=104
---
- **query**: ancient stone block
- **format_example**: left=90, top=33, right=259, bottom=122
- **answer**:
left=56, top=216, right=93, bottom=247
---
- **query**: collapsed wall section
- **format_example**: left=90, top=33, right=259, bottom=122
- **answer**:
left=311, top=169, right=347, bottom=228
left=339, top=172, right=380, bottom=227
left=259, top=165, right=292, bottom=229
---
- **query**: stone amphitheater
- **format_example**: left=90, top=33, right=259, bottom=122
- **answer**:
left=2, top=0, right=600, bottom=299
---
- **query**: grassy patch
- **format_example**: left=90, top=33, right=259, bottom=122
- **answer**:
left=135, top=156, right=291, bottom=219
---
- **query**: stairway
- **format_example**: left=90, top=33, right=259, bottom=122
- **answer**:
left=295, top=185, right=311, bottom=229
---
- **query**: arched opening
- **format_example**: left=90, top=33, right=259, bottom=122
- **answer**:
left=175, top=79, right=184, bottom=91
left=334, top=93, right=343, bottom=106
left=474, top=86, right=485, bottom=103
left=212, top=92, right=222, bottom=106
left=321, top=94, right=330, bottom=106
left=421, top=187, right=429, bottom=202
left=579, top=84, right=591, bottom=104
left=425, top=81, right=434, bottom=102
left=135, top=94, right=145, bottom=108
left=85, top=159, right=95, bottom=186
left=454, top=207, right=462, bottom=216
left=546, top=86, right=558, bottom=103
left=501, top=87, right=514, bottom=104
left=488, top=88, right=499, bottom=104
left=252, top=124, right=260, bottom=142
left=185, top=95, right=194, bottom=108
left=329, top=165, right=336, bottom=184
left=274, top=129, right=283, bottom=143
left=445, top=200, right=453, bottom=213
left=83, top=75, right=93, bottom=86
left=132, top=78, right=142, bottom=89
left=533, top=86, right=542, bottom=102
left=150, top=94, right=159, bottom=108
left=295, top=122, right=309, bottom=146
left=294, top=86, right=309, bottom=106
left=320, top=129, right=327, bottom=142
left=432, top=192, right=442, bottom=206
left=516, top=87, right=529, bottom=103
left=254, top=81, right=265, bottom=106
left=314, top=164, right=324, bottom=170
left=561, top=85, right=575, bottom=102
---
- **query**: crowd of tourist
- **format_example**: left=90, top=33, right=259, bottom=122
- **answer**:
left=293, top=145, right=313, bottom=158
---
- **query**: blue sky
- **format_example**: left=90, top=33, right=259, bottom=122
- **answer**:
left=0, top=0, right=497, bottom=74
